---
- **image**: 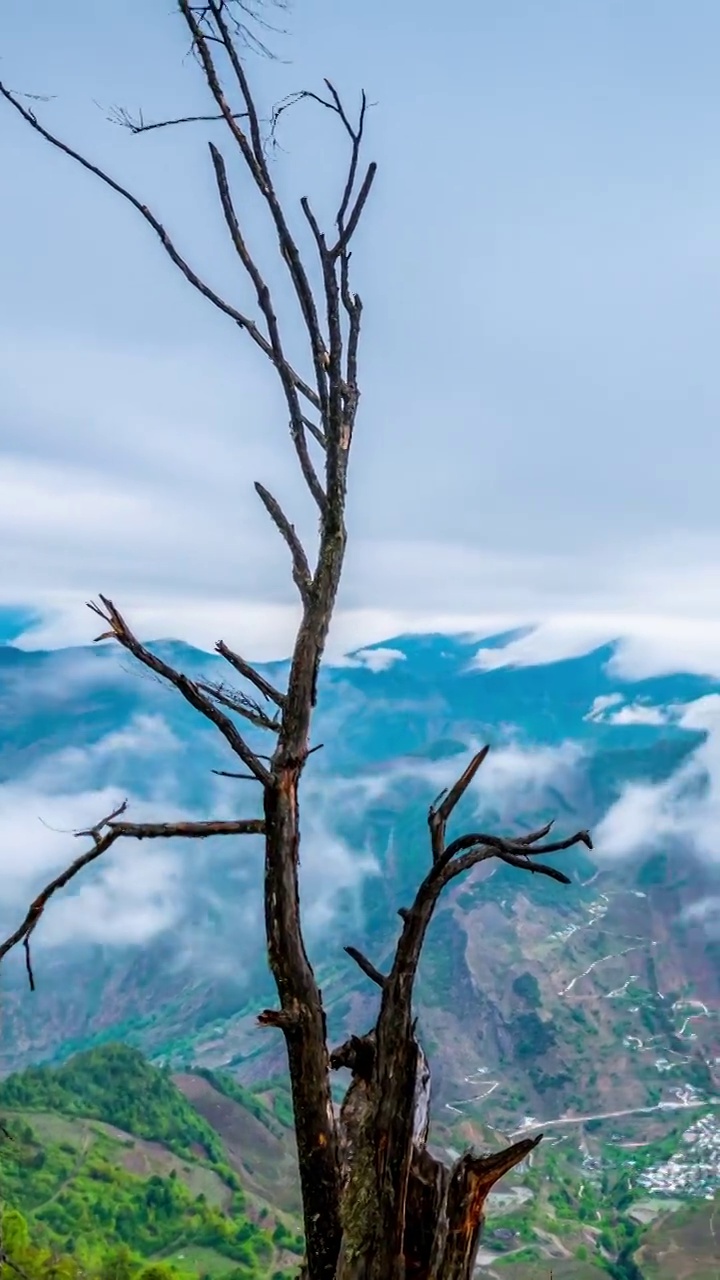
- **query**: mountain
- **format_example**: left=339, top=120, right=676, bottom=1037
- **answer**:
left=0, top=1043, right=302, bottom=1280
left=0, top=625, right=719, bottom=1274
left=1, top=1044, right=717, bottom=1280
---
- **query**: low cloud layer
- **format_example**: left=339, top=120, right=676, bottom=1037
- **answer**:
left=4, top=623, right=720, bottom=980
left=595, top=695, right=720, bottom=872
left=0, top=693, right=383, bottom=976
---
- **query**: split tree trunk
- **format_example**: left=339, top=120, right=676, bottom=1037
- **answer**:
left=331, top=1032, right=540, bottom=1280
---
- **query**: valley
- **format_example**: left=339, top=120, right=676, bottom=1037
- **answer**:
left=1, top=1044, right=718, bottom=1280
left=0, top=1046, right=302, bottom=1280
left=1, top=629, right=720, bottom=1277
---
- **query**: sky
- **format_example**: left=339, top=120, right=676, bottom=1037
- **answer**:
left=3, top=0, right=720, bottom=670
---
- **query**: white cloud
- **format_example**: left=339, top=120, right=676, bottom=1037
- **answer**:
left=682, top=895, right=720, bottom=924
left=0, top=702, right=385, bottom=964
left=584, top=693, right=624, bottom=722
left=0, top=775, right=191, bottom=954
left=0, top=713, right=197, bottom=948
left=608, top=703, right=669, bottom=726
left=593, top=782, right=669, bottom=861
left=299, top=820, right=381, bottom=936
left=25, top=715, right=182, bottom=796
left=41, top=848, right=183, bottom=946
left=584, top=694, right=670, bottom=726
left=473, top=617, right=617, bottom=671
left=471, top=611, right=720, bottom=681
left=470, top=740, right=583, bottom=826
left=594, top=694, right=720, bottom=864
left=4, top=326, right=720, bottom=684
left=300, top=737, right=583, bottom=836
left=332, top=647, right=407, bottom=673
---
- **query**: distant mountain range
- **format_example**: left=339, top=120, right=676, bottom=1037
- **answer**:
left=0, top=628, right=718, bottom=1137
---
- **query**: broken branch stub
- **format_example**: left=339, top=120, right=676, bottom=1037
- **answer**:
left=332, top=745, right=588, bottom=1278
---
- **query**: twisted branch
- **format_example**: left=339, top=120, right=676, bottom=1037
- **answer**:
left=0, top=82, right=319, bottom=410
left=88, top=595, right=271, bottom=784
left=215, top=640, right=286, bottom=707
left=0, top=802, right=264, bottom=988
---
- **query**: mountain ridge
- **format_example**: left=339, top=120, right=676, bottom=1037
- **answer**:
left=1, top=627, right=719, bottom=1273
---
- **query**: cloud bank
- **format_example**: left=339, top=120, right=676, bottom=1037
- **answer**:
left=595, top=695, right=720, bottom=872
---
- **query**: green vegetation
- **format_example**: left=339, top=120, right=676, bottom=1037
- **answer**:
left=509, top=1011, right=556, bottom=1060
left=192, top=1073, right=283, bottom=1141
left=248, top=1080, right=294, bottom=1131
left=511, top=972, right=542, bottom=1009
left=0, top=1046, right=224, bottom=1164
left=0, top=1047, right=302, bottom=1280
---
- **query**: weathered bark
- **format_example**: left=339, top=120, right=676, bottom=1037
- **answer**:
left=331, top=1030, right=541, bottom=1280
left=0, top=14, right=595, bottom=1280
left=263, top=769, right=342, bottom=1280
left=332, top=752, right=591, bottom=1279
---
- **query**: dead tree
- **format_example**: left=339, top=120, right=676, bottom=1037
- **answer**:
left=0, top=6, right=593, bottom=1278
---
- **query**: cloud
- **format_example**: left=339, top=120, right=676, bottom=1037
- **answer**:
left=41, top=848, right=184, bottom=947
left=681, top=894, right=720, bottom=940
left=299, top=736, right=583, bottom=835
left=470, top=740, right=583, bottom=824
left=0, top=697, right=384, bottom=971
left=0, top=773, right=189, bottom=953
left=299, top=816, right=381, bottom=937
left=584, top=694, right=670, bottom=726
left=0, top=711, right=207, bottom=951
left=471, top=610, right=720, bottom=681
left=584, top=693, right=624, bottom=722
left=682, top=895, right=720, bottom=925
left=594, top=694, right=720, bottom=864
left=607, top=703, right=669, bottom=726
left=25, top=715, right=182, bottom=796
left=334, top=647, right=408, bottom=673
left=5, top=334, right=720, bottom=684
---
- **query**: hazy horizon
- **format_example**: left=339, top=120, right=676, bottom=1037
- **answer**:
left=3, top=1, right=720, bottom=671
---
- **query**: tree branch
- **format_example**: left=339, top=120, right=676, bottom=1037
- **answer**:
left=207, top=139, right=327, bottom=513
left=0, top=80, right=320, bottom=410
left=0, top=806, right=263, bottom=988
left=439, top=825, right=592, bottom=878
left=212, top=769, right=260, bottom=781
left=428, top=744, right=489, bottom=862
left=344, top=945, right=387, bottom=989
left=301, top=414, right=327, bottom=450
left=179, top=1, right=332, bottom=417
left=356, top=744, right=591, bottom=1271
left=258, top=1006, right=300, bottom=1030
left=330, top=161, right=377, bottom=259
left=434, top=1136, right=543, bottom=1279
left=87, top=595, right=271, bottom=784
left=110, top=816, right=265, bottom=839
left=215, top=640, right=286, bottom=707
left=196, top=678, right=281, bottom=732
left=105, top=103, right=249, bottom=134
left=254, top=483, right=313, bottom=604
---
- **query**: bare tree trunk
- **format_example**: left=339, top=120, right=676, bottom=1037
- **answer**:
left=332, top=1030, right=540, bottom=1280
left=0, top=9, right=593, bottom=1278
left=263, top=769, right=342, bottom=1279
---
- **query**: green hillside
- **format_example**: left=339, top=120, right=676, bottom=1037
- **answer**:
left=0, top=1046, right=302, bottom=1280
left=2, top=1043, right=718, bottom=1280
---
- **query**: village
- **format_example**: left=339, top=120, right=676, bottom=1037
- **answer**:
left=637, top=1110, right=720, bottom=1199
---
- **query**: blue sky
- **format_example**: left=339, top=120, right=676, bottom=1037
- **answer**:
left=3, top=0, right=720, bottom=669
